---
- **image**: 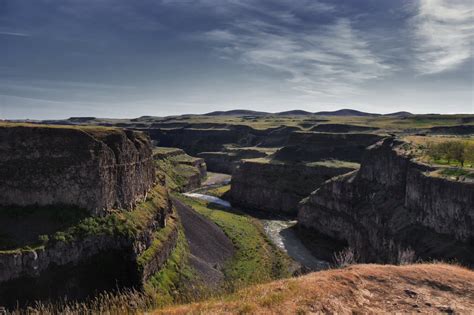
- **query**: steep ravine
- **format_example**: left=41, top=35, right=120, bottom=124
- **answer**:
left=184, top=174, right=329, bottom=271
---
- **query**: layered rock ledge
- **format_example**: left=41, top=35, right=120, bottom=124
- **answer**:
left=298, top=138, right=474, bottom=265
left=231, top=158, right=358, bottom=215
left=0, top=124, right=179, bottom=307
left=0, top=124, right=155, bottom=216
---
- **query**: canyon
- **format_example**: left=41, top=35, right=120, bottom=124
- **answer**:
left=1, top=112, right=473, bottom=313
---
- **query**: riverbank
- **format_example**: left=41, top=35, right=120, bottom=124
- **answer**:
left=185, top=172, right=330, bottom=271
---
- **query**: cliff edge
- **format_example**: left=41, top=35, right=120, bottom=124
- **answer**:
left=298, top=138, right=474, bottom=265
left=0, top=123, right=155, bottom=215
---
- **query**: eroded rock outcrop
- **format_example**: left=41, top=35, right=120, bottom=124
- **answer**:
left=146, top=125, right=299, bottom=156
left=274, top=132, right=384, bottom=163
left=231, top=159, right=358, bottom=215
left=0, top=124, right=155, bottom=216
left=298, top=138, right=474, bottom=265
left=198, top=147, right=269, bottom=174
left=153, top=147, right=207, bottom=191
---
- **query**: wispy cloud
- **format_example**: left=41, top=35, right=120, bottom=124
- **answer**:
left=412, top=0, right=474, bottom=74
left=202, top=3, right=391, bottom=95
left=0, top=31, right=30, bottom=37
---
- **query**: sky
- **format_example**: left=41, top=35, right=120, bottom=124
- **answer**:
left=0, top=0, right=473, bottom=119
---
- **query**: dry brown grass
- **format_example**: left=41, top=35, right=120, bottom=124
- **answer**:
left=155, top=263, right=474, bottom=314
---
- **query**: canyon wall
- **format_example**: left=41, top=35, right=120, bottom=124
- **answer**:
left=153, top=147, right=207, bottom=191
left=146, top=125, right=299, bottom=155
left=231, top=159, right=358, bottom=215
left=0, top=124, right=155, bottom=216
left=0, top=124, right=178, bottom=307
left=274, top=132, right=384, bottom=162
left=0, top=180, right=177, bottom=307
left=298, top=138, right=474, bottom=265
left=198, top=148, right=268, bottom=174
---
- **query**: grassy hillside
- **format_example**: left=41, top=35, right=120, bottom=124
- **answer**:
left=172, top=194, right=292, bottom=289
left=156, top=263, right=474, bottom=314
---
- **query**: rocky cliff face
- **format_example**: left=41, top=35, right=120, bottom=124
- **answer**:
left=0, top=124, right=178, bottom=307
left=231, top=159, right=358, bottom=215
left=146, top=125, right=299, bottom=155
left=198, top=148, right=269, bottom=174
left=274, top=132, right=383, bottom=163
left=0, top=125, right=155, bottom=216
left=153, top=147, right=207, bottom=191
left=298, top=138, right=474, bottom=265
left=0, top=183, right=177, bottom=307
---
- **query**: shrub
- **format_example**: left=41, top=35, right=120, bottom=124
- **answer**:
left=333, top=247, right=357, bottom=268
left=38, top=234, right=49, bottom=245
left=397, top=247, right=416, bottom=265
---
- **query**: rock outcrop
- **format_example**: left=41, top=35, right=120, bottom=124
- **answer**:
left=0, top=124, right=155, bottom=216
left=0, top=124, right=178, bottom=307
left=231, top=159, right=358, bottom=215
left=298, top=138, right=474, bottom=265
left=274, top=132, right=384, bottom=163
left=198, top=147, right=269, bottom=174
left=310, top=124, right=379, bottom=133
left=146, top=125, right=299, bottom=155
left=153, top=147, right=207, bottom=191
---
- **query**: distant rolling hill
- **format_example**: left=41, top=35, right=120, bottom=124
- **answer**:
left=313, top=109, right=380, bottom=116
left=275, top=110, right=313, bottom=116
left=383, top=111, right=414, bottom=117
left=203, top=109, right=395, bottom=117
left=203, top=110, right=270, bottom=116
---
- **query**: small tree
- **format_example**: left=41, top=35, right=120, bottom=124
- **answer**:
left=465, top=143, right=474, bottom=167
left=449, top=141, right=466, bottom=167
left=426, top=142, right=441, bottom=161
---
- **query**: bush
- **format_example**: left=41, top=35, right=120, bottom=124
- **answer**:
left=397, top=248, right=416, bottom=265
left=38, top=234, right=49, bottom=245
left=333, top=247, right=357, bottom=268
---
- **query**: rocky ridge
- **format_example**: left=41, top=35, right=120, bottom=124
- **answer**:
left=298, top=138, right=474, bottom=265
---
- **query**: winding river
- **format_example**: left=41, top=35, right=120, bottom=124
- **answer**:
left=184, top=176, right=329, bottom=271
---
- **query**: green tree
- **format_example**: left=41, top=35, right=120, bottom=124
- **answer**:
left=464, top=143, right=474, bottom=167
left=449, top=141, right=466, bottom=167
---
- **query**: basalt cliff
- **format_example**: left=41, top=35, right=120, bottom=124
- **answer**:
left=230, top=132, right=383, bottom=215
left=298, top=138, right=474, bottom=265
left=0, top=124, right=177, bottom=308
left=0, top=124, right=155, bottom=216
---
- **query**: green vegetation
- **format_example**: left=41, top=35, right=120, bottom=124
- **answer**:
left=0, top=205, right=89, bottom=251
left=144, top=222, right=200, bottom=307
left=173, top=194, right=291, bottom=290
left=137, top=217, right=178, bottom=268
left=154, top=156, right=200, bottom=191
left=426, top=141, right=474, bottom=167
left=439, top=168, right=474, bottom=179
left=205, top=185, right=231, bottom=199
left=0, top=184, right=170, bottom=254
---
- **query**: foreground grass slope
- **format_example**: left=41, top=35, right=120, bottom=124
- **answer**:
left=157, top=263, right=474, bottom=314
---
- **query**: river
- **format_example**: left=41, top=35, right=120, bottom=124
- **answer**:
left=184, top=174, right=329, bottom=271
